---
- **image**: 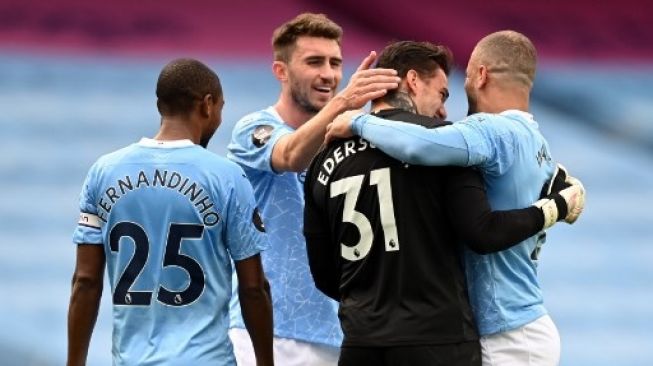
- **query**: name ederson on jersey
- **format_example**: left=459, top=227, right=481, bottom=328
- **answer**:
left=91, top=168, right=220, bottom=226
left=316, top=138, right=376, bottom=186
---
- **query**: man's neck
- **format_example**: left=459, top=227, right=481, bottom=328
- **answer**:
left=371, top=101, right=395, bottom=114
left=274, top=96, right=315, bottom=129
left=374, top=92, right=417, bottom=114
left=155, top=117, right=201, bottom=144
left=479, top=85, right=530, bottom=114
left=479, top=98, right=529, bottom=114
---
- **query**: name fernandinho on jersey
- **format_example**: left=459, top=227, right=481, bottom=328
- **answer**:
left=317, top=138, right=375, bottom=186
left=96, top=169, right=220, bottom=226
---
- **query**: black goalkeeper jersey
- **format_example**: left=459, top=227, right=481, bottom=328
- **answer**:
left=303, top=109, right=545, bottom=347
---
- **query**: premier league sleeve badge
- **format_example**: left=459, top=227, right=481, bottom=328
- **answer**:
left=252, top=125, right=274, bottom=147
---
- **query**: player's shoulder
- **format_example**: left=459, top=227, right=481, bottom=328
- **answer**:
left=499, top=110, right=540, bottom=132
left=92, top=142, right=140, bottom=169
left=192, top=148, right=245, bottom=174
left=460, top=112, right=501, bottom=124
left=233, top=107, right=285, bottom=133
left=180, top=149, right=249, bottom=197
left=307, top=139, right=339, bottom=178
left=307, top=137, right=385, bottom=186
left=313, top=137, right=372, bottom=164
left=230, top=107, right=293, bottom=153
left=464, top=111, right=535, bottom=125
left=458, top=113, right=518, bottom=136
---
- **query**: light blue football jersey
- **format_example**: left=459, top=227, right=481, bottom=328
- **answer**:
left=72, top=138, right=268, bottom=365
left=227, top=106, right=343, bottom=347
left=352, top=110, right=556, bottom=336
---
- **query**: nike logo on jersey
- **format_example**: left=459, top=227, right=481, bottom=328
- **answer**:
left=536, top=144, right=551, bottom=167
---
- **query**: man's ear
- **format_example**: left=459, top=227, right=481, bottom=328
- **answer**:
left=200, top=94, right=213, bottom=118
left=272, top=60, right=288, bottom=82
left=405, top=69, right=419, bottom=95
left=477, top=65, right=489, bottom=89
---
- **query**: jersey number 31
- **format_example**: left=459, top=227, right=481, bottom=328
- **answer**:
left=330, top=168, right=399, bottom=261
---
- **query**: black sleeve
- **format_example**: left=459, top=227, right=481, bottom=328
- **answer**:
left=303, top=165, right=340, bottom=301
left=445, top=168, right=545, bottom=254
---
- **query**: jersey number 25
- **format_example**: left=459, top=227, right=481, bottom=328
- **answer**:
left=109, top=222, right=205, bottom=307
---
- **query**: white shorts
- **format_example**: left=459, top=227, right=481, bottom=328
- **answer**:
left=229, top=328, right=340, bottom=366
left=480, top=314, right=560, bottom=366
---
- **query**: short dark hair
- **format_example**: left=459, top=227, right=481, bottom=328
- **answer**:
left=156, top=58, right=222, bottom=116
left=272, top=13, right=342, bottom=62
left=376, top=41, right=453, bottom=101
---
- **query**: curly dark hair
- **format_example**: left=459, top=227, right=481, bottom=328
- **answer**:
left=156, top=58, right=222, bottom=116
left=375, top=41, right=453, bottom=103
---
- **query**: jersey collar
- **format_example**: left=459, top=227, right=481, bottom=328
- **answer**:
left=499, top=109, right=534, bottom=120
left=267, top=105, right=299, bottom=131
left=137, top=138, right=195, bottom=148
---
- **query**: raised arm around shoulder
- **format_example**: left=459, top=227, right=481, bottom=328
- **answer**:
left=352, top=114, right=471, bottom=166
left=235, top=254, right=274, bottom=366
left=67, top=244, right=105, bottom=366
left=270, top=52, right=400, bottom=172
left=270, top=97, right=349, bottom=172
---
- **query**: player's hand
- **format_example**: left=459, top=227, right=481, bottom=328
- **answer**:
left=543, top=164, right=586, bottom=224
left=540, top=163, right=569, bottom=197
left=534, top=164, right=586, bottom=229
left=557, top=175, right=585, bottom=224
left=325, top=109, right=363, bottom=144
left=334, top=51, right=400, bottom=111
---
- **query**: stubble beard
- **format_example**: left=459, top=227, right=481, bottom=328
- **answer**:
left=290, top=86, right=322, bottom=115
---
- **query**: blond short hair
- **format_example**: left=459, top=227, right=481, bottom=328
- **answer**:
left=473, top=30, right=537, bottom=87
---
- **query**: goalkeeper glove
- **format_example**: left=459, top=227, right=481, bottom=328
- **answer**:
left=534, top=164, right=586, bottom=229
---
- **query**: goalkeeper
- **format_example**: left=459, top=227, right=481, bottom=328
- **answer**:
left=325, top=30, right=584, bottom=366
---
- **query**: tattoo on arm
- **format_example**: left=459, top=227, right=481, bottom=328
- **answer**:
left=385, top=92, right=417, bottom=113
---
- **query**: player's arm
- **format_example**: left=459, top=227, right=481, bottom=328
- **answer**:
left=303, top=163, right=339, bottom=300
left=235, top=254, right=273, bottom=366
left=67, top=244, right=105, bottom=366
left=270, top=52, right=400, bottom=172
left=223, top=168, right=273, bottom=365
left=304, top=231, right=339, bottom=300
left=326, top=111, right=473, bottom=166
left=445, top=168, right=574, bottom=254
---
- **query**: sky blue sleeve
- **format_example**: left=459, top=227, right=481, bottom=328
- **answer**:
left=351, top=114, right=472, bottom=166
left=452, top=115, right=516, bottom=176
left=227, top=116, right=292, bottom=174
left=72, top=162, right=104, bottom=245
left=223, top=166, right=269, bottom=261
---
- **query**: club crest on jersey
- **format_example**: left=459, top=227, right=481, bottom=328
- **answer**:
left=252, top=207, right=265, bottom=232
left=252, top=125, right=274, bottom=147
